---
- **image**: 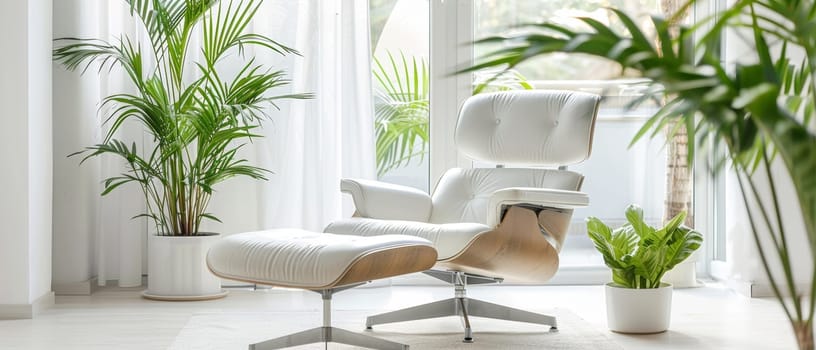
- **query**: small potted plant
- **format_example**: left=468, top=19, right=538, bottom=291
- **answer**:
left=586, top=204, right=702, bottom=333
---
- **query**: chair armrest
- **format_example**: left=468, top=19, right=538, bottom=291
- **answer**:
left=340, top=178, right=432, bottom=222
left=487, top=187, right=589, bottom=227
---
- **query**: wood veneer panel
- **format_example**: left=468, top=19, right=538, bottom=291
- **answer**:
left=333, top=245, right=437, bottom=287
left=437, top=206, right=572, bottom=283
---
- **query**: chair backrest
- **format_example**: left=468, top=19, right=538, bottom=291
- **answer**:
left=455, top=90, right=600, bottom=166
left=429, top=90, right=601, bottom=225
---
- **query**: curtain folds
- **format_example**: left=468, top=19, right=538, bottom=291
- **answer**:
left=52, top=0, right=376, bottom=287
left=258, top=0, right=376, bottom=231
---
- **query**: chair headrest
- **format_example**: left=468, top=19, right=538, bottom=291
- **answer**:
left=455, top=90, right=601, bottom=166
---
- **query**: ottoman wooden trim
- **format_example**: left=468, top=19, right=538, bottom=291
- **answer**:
left=333, top=244, right=436, bottom=287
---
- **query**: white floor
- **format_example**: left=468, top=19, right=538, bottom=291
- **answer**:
left=0, top=283, right=797, bottom=349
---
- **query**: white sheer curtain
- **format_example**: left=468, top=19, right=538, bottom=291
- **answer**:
left=52, top=0, right=376, bottom=288
left=254, top=0, right=376, bottom=231
left=53, top=1, right=148, bottom=288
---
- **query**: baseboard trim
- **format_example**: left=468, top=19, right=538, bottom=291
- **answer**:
left=748, top=282, right=812, bottom=298
left=53, top=277, right=98, bottom=296
left=0, top=291, right=55, bottom=319
left=724, top=279, right=811, bottom=298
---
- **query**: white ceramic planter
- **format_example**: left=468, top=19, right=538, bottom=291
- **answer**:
left=143, top=233, right=227, bottom=301
left=661, top=260, right=700, bottom=288
left=605, top=282, right=672, bottom=333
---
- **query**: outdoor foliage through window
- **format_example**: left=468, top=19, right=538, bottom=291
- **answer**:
left=475, top=0, right=662, bottom=81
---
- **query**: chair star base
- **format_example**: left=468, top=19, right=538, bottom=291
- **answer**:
left=364, top=271, right=558, bottom=343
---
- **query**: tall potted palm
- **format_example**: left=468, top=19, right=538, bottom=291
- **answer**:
left=54, top=0, right=309, bottom=300
left=463, top=1, right=816, bottom=348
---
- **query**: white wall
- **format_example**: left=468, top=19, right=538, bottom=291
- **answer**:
left=0, top=0, right=53, bottom=311
left=51, top=0, right=99, bottom=287
left=28, top=0, right=54, bottom=303
left=0, top=0, right=33, bottom=306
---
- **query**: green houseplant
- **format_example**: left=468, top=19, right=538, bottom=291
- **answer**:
left=463, top=1, right=816, bottom=347
left=53, top=0, right=309, bottom=299
left=587, top=205, right=703, bottom=289
left=587, top=205, right=702, bottom=333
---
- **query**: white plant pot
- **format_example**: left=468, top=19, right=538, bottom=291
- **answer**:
left=143, top=233, right=227, bottom=301
left=605, top=282, right=672, bottom=333
left=661, top=260, right=701, bottom=288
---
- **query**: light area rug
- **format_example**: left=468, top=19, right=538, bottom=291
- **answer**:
left=170, top=309, right=622, bottom=349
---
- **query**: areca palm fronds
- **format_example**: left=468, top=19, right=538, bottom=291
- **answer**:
left=54, top=0, right=310, bottom=236
left=372, top=52, right=533, bottom=177
left=463, top=2, right=816, bottom=348
left=472, top=68, right=534, bottom=94
left=373, top=51, right=430, bottom=176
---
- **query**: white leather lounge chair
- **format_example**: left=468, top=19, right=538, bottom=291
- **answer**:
left=324, top=90, right=601, bottom=342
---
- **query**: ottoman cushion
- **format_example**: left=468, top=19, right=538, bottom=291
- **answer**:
left=207, top=229, right=437, bottom=290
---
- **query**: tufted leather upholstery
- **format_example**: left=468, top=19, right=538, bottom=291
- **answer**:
left=341, top=178, right=432, bottom=222
left=429, top=168, right=583, bottom=225
left=328, top=168, right=584, bottom=261
left=455, top=90, right=600, bottom=165
left=325, top=218, right=489, bottom=261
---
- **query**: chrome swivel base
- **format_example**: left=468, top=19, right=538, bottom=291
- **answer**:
left=251, top=285, right=408, bottom=350
left=364, top=271, right=558, bottom=343
left=250, top=326, right=407, bottom=350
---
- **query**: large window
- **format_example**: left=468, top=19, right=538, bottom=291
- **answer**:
left=370, top=0, right=431, bottom=193
left=369, top=0, right=702, bottom=281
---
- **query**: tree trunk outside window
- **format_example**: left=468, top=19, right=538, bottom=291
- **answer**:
left=661, top=0, right=693, bottom=227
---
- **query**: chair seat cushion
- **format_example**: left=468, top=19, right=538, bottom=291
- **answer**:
left=206, top=229, right=436, bottom=289
left=324, top=219, right=490, bottom=260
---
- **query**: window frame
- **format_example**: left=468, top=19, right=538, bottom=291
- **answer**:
left=429, top=0, right=474, bottom=187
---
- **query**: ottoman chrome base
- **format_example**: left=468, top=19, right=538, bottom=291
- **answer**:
left=251, top=287, right=408, bottom=350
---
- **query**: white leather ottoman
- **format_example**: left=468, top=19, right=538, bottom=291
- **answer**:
left=207, top=229, right=437, bottom=350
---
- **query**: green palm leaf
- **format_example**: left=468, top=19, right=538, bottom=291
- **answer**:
left=372, top=51, right=430, bottom=176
